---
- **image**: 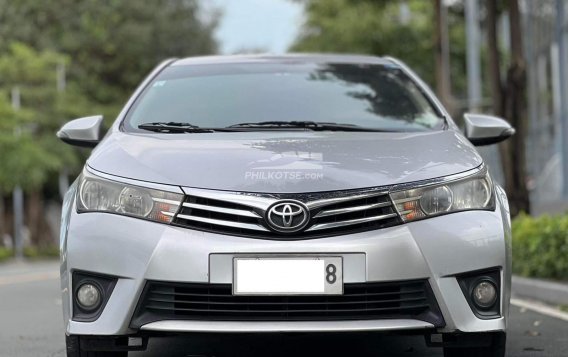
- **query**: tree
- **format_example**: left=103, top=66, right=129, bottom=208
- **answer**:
left=291, top=0, right=468, bottom=98
left=0, top=43, right=71, bottom=192
left=0, top=43, right=82, bottom=245
left=486, top=0, right=530, bottom=216
left=0, top=0, right=218, bottom=111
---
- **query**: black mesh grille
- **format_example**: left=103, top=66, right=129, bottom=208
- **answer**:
left=172, top=191, right=402, bottom=240
left=131, top=280, right=445, bottom=328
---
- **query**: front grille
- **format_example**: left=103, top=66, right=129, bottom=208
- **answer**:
left=130, top=280, right=445, bottom=328
left=172, top=188, right=402, bottom=239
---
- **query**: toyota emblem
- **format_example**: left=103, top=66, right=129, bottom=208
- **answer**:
left=266, top=200, right=310, bottom=233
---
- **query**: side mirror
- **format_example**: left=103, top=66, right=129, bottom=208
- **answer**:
left=56, top=115, right=103, bottom=148
left=463, top=113, right=515, bottom=146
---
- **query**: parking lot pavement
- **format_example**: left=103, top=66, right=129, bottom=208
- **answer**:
left=1, top=261, right=567, bottom=357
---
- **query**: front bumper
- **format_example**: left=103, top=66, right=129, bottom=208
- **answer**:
left=61, top=204, right=511, bottom=336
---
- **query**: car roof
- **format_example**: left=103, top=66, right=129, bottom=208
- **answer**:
left=172, top=53, right=395, bottom=66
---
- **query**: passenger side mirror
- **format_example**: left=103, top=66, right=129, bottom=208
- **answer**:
left=57, top=115, right=104, bottom=148
left=463, top=113, right=515, bottom=146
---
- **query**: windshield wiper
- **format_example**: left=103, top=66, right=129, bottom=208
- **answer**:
left=138, top=122, right=238, bottom=133
left=228, top=121, right=399, bottom=132
left=139, top=121, right=401, bottom=133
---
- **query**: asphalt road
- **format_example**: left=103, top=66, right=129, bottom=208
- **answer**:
left=1, top=261, right=567, bottom=357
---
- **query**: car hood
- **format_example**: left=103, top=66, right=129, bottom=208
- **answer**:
left=87, top=130, right=482, bottom=193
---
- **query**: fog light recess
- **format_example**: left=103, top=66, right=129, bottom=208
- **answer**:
left=457, top=268, right=501, bottom=319
left=472, top=280, right=497, bottom=308
left=77, top=283, right=102, bottom=310
left=72, top=271, right=118, bottom=322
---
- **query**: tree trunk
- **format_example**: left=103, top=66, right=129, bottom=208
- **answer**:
left=486, top=0, right=504, bottom=117
left=0, top=193, right=5, bottom=246
left=486, top=0, right=513, bottom=212
left=27, top=190, right=43, bottom=246
left=503, top=0, right=531, bottom=216
left=434, top=0, right=453, bottom=112
left=486, top=0, right=530, bottom=216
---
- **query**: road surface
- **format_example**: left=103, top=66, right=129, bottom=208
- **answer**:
left=1, top=261, right=566, bottom=357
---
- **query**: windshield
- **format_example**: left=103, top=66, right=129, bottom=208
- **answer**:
left=123, top=62, right=445, bottom=132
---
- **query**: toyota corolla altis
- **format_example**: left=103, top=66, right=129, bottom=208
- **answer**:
left=58, top=54, right=513, bottom=357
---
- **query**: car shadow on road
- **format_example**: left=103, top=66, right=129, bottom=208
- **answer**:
left=133, top=332, right=442, bottom=357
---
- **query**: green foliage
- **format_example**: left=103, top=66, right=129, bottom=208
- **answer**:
left=0, top=247, right=11, bottom=262
left=292, top=0, right=467, bottom=94
left=0, top=43, right=78, bottom=191
left=0, top=245, right=59, bottom=261
left=0, top=1, right=217, bottom=195
left=292, top=0, right=434, bottom=82
left=0, top=0, right=218, bottom=106
left=23, top=245, right=59, bottom=259
left=512, top=214, right=568, bottom=281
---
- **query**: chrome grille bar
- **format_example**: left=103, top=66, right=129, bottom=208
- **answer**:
left=306, top=213, right=398, bottom=232
left=182, top=202, right=261, bottom=218
left=306, top=191, right=387, bottom=209
left=314, top=201, right=392, bottom=218
left=175, top=213, right=269, bottom=232
left=183, top=188, right=276, bottom=211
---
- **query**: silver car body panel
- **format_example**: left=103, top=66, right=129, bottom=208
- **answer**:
left=87, top=130, right=482, bottom=193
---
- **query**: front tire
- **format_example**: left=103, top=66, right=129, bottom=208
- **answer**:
left=443, top=332, right=506, bottom=357
left=66, top=335, right=128, bottom=357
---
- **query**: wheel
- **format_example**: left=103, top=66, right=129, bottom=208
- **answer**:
left=443, top=332, right=506, bottom=357
left=66, top=335, right=128, bottom=357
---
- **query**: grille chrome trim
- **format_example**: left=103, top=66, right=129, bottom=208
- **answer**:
left=314, top=201, right=392, bottom=218
left=306, top=191, right=387, bottom=209
left=181, top=202, right=261, bottom=218
left=306, top=213, right=399, bottom=232
left=173, top=187, right=401, bottom=238
left=176, top=213, right=269, bottom=232
left=184, top=188, right=276, bottom=211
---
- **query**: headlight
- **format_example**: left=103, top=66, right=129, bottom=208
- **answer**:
left=77, top=171, right=183, bottom=223
left=390, top=170, right=494, bottom=222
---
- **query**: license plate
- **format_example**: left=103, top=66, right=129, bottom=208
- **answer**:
left=233, top=256, right=343, bottom=295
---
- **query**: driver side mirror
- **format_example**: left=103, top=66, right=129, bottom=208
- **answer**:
left=56, top=115, right=103, bottom=148
left=463, top=113, right=515, bottom=146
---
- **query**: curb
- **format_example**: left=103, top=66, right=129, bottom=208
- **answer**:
left=512, top=275, right=568, bottom=306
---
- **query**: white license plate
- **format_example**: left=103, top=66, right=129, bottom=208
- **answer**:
left=233, top=256, right=343, bottom=295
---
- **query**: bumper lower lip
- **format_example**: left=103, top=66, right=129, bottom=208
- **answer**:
left=140, top=319, right=435, bottom=333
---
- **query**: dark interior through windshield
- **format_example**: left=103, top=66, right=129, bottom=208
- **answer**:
left=123, top=62, right=445, bottom=132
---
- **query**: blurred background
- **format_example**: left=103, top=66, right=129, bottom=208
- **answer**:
left=0, top=0, right=566, bottom=303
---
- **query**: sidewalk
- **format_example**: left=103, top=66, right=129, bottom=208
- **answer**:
left=512, top=275, right=568, bottom=306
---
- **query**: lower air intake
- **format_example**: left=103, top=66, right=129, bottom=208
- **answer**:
left=131, top=280, right=445, bottom=328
